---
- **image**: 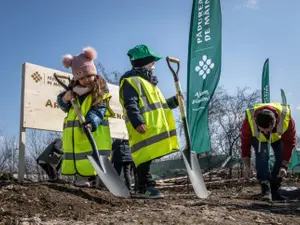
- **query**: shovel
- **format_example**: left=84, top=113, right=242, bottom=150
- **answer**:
left=54, top=73, right=130, bottom=198
left=166, top=57, right=209, bottom=199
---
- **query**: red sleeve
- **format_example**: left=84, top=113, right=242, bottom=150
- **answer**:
left=281, top=117, right=296, bottom=162
left=241, top=117, right=253, bottom=158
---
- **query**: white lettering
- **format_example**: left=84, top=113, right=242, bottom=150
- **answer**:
left=192, top=97, right=210, bottom=104
left=192, top=107, right=205, bottom=111
left=263, top=86, right=269, bottom=101
left=204, top=28, right=211, bottom=42
left=196, top=0, right=212, bottom=44
left=204, top=0, right=211, bottom=41
left=196, top=1, right=204, bottom=44
left=204, top=3, right=210, bottom=25
left=194, top=90, right=209, bottom=98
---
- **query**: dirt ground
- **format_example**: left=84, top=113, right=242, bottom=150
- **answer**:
left=1, top=178, right=300, bottom=225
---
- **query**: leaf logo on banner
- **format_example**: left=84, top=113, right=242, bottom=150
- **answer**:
left=195, top=55, right=215, bottom=79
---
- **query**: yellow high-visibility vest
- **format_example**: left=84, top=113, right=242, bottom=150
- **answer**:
left=119, top=76, right=179, bottom=167
left=246, top=103, right=290, bottom=143
left=61, top=93, right=114, bottom=176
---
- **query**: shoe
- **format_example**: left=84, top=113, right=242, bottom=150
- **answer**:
left=272, top=191, right=289, bottom=201
left=270, top=181, right=288, bottom=201
left=74, top=176, right=92, bottom=188
left=259, top=181, right=272, bottom=201
left=130, top=190, right=136, bottom=196
left=74, top=180, right=91, bottom=187
left=136, top=187, right=164, bottom=199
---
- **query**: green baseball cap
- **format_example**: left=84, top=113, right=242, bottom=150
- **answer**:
left=127, top=44, right=163, bottom=62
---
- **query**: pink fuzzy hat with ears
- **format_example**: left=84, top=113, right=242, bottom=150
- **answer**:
left=62, top=46, right=98, bottom=81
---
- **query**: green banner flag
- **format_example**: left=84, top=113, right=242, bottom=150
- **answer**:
left=280, top=88, right=287, bottom=105
left=261, top=58, right=271, bottom=160
left=187, top=0, right=222, bottom=154
left=261, top=58, right=270, bottom=103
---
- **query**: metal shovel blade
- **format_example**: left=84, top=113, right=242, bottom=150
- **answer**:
left=181, top=149, right=209, bottom=199
left=87, top=155, right=130, bottom=198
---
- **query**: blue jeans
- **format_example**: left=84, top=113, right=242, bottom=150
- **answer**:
left=252, top=138, right=283, bottom=188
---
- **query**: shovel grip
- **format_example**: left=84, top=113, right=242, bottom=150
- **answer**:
left=167, top=57, right=179, bottom=63
left=166, top=56, right=180, bottom=82
left=53, top=73, right=69, bottom=80
left=53, top=73, right=71, bottom=91
left=53, top=73, right=83, bottom=123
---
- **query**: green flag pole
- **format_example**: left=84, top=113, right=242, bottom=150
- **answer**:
left=261, top=58, right=271, bottom=167
left=187, top=0, right=222, bottom=154
left=261, top=58, right=270, bottom=103
left=280, top=89, right=287, bottom=105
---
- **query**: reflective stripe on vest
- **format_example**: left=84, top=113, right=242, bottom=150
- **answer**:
left=246, top=103, right=290, bottom=143
left=131, top=129, right=177, bottom=153
left=119, top=76, right=179, bottom=166
left=61, top=94, right=113, bottom=176
left=63, top=119, right=109, bottom=129
left=64, top=150, right=111, bottom=160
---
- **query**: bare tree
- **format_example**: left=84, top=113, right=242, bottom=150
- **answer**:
left=210, top=87, right=260, bottom=158
left=25, top=129, right=61, bottom=181
left=175, top=86, right=260, bottom=158
left=96, top=61, right=122, bottom=85
left=0, top=134, right=18, bottom=173
left=208, top=86, right=228, bottom=155
left=7, top=136, right=18, bottom=174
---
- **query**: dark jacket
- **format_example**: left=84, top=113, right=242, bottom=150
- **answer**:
left=111, top=139, right=133, bottom=163
left=119, top=69, right=178, bottom=129
left=57, top=90, right=108, bottom=132
left=37, top=138, right=63, bottom=167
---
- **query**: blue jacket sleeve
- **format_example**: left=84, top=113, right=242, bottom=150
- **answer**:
left=85, top=87, right=111, bottom=132
left=121, top=81, right=145, bottom=129
left=57, top=91, right=71, bottom=113
left=166, top=96, right=179, bottom=110
left=85, top=103, right=107, bottom=132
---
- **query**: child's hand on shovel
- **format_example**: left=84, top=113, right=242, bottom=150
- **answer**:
left=62, top=90, right=74, bottom=103
left=176, top=93, right=184, bottom=103
left=84, top=123, right=93, bottom=131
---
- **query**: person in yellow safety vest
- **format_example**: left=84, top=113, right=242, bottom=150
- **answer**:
left=241, top=103, right=296, bottom=201
left=119, top=44, right=180, bottom=199
left=57, top=46, right=114, bottom=188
